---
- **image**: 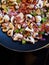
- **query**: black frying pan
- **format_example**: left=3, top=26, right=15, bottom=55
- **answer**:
left=0, top=28, right=49, bottom=52
left=0, top=1, right=49, bottom=52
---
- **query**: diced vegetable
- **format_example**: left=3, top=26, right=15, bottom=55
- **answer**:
left=48, top=9, right=49, bottom=12
left=41, top=32, right=45, bottom=34
left=20, top=28, right=24, bottom=32
left=30, top=11, right=37, bottom=16
left=41, top=17, right=47, bottom=23
left=22, top=39, right=26, bottom=44
left=41, top=11, right=43, bottom=14
left=36, top=9, right=41, bottom=15
left=15, top=28, right=25, bottom=33
left=15, top=29, right=20, bottom=33
left=17, top=0, right=21, bottom=3
left=4, top=7, right=8, bottom=13
left=39, top=32, right=45, bottom=35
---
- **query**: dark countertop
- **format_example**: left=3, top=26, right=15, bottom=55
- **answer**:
left=0, top=45, right=49, bottom=65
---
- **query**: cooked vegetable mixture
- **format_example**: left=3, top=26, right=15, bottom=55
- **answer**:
left=0, top=0, right=49, bottom=44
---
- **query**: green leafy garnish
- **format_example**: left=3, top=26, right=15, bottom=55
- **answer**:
left=15, top=28, right=25, bottom=33
left=38, top=25, right=41, bottom=28
left=41, top=11, right=44, bottom=15
left=17, top=0, right=21, bottom=3
left=41, top=32, right=45, bottom=34
left=5, top=7, right=8, bottom=12
left=20, top=28, right=26, bottom=34
left=48, top=9, right=49, bottom=12
left=41, top=17, right=47, bottom=23
left=15, top=29, right=20, bottom=33
left=20, top=28, right=23, bottom=32
left=22, top=39, right=26, bottom=44
left=30, top=11, right=37, bottom=16
left=39, top=32, right=45, bottom=35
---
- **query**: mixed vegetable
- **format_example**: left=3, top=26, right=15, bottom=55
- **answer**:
left=0, top=0, right=49, bottom=44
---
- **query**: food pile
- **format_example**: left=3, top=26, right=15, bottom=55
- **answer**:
left=0, top=0, right=49, bottom=44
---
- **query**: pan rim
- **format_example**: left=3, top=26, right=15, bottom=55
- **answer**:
left=0, top=43, right=49, bottom=52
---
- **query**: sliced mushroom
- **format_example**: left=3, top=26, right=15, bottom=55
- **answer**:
left=9, top=23, right=14, bottom=30
left=0, top=14, right=3, bottom=24
left=0, top=20, right=3, bottom=24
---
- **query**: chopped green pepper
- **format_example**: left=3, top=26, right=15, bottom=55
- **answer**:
left=48, top=9, right=49, bottom=12
left=15, top=28, right=25, bottom=33
left=41, top=32, right=45, bottom=34
left=17, top=0, right=21, bottom=3
left=4, top=7, right=8, bottom=12
left=22, top=39, right=26, bottom=44
left=30, top=11, right=37, bottom=16
left=39, top=32, right=45, bottom=35
left=20, top=28, right=23, bottom=32
left=41, top=17, right=47, bottom=23
left=15, top=29, right=20, bottom=33
left=41, top=11, right=44, bottom=15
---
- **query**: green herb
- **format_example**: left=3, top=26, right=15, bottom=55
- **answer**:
left=15, top=29, right=20, bottom=33
left=20, top=28, right=23, bottom=32
left=41, top=32, right=45, bottom=34
left=17, top=0, right=21, bottom=3
left=20, top=28, right=26, bottom=34
left=41, top=17, right=47, bottom=23
left=22, top=39, right=26, bottom=44
left=5, top=7, right=8, bottom=12
left=38, top=25, right=41, bottom=28
left=30, top=11, right=37, bottom=16
left=39, top=32, right=45, bottom=35
left=48, top=9, right=49, bottom=12
left=41, top=11, right=44, bottom=15
left=15, top=28, right=25, bottom=33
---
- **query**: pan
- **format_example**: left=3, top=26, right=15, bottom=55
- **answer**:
left=0, top=0, right=49, bottom=52
left=0, top=27, right=49, bottom=52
